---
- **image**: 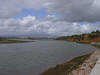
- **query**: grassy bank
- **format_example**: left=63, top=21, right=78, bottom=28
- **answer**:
left=0, top=38, right=31, bottom=44
left=41, top=53, right=91, bottom=75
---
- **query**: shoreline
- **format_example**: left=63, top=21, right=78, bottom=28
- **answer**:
left=41, top=50, right=100, bottom=75
left=40, top=39, right=100, bottom=75
left=0, top=38, right=32, bottom=44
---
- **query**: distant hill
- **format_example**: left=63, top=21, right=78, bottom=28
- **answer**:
left=56, top=30, right=100, bottom=44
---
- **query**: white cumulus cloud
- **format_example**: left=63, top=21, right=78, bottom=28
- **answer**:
left=0, top=15, right=100, bottom=37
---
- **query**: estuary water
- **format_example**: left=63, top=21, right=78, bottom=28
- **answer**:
left=0, top=40, right=98, bottom=75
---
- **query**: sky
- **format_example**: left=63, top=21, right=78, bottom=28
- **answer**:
left=0, top=0, right=100, bottom=37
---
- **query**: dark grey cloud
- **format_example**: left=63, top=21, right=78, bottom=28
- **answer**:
left=0, top=0, right=100, bottom=36
left=0, top=0, right=100, bottom=22
left=46, top=0, right=100, bottom=22
left=0, top=0, right=47, bottom=18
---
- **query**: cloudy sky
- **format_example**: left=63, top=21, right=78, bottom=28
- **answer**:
left=0, top=0, right=100, bottom=37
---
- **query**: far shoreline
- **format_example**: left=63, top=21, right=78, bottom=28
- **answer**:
left=0, top=38, right=32, bottom=44
left=41, top=31, right=100, bottom=75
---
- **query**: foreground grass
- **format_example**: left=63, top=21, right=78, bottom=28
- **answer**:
left=41, top=53, right=91, bottom=75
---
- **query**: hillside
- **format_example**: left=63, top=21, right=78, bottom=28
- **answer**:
left=56, top=30, right=100, bottom=47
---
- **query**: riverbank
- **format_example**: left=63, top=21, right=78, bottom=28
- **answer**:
left=56, top=31, right=100, bottom=48
left=41, top=31, right=100, bottom=75
left=41, top=50, right=100, bottom=75
left=0, top=38, right=31, bottom=43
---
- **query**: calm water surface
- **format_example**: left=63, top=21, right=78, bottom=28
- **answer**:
left=0, top=40, right=98, bottom=75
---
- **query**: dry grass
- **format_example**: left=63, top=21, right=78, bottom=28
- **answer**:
left=40, top=53, right=91, bottom=75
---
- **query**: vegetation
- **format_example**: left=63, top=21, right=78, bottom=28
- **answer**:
left=41, top=53, right=91, bottom=75
left=56, top=30, right=100, bottom=44
left=0, top=38, right=30, bottom=44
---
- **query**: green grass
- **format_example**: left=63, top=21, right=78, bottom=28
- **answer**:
left=40, top=53, right=91, bottom=75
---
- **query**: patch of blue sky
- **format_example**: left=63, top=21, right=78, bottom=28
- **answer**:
left=15, top=8, right=48, bottom=20
left=14, top=8, right=61, bottom=21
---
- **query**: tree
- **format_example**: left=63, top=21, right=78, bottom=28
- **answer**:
left=96, top=30, right=100, bottom=33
